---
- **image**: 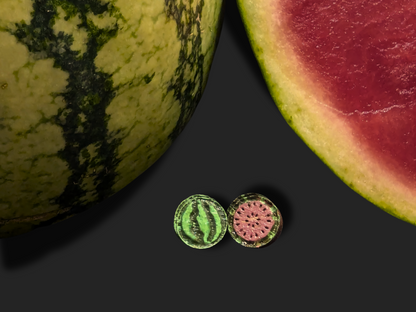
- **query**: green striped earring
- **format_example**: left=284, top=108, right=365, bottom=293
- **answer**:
left=174, top=194, right=228, bottom=249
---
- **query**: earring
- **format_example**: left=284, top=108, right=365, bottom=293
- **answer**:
left=227, top=193, right=283, bottom=248
left=173, top=193, right=283, bottom=249
left=173, top=194, right=227, bottom=249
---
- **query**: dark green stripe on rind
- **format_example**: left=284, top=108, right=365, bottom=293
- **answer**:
left=0, top=0, right=224, bottom=238
left=227, top=193, right=283, bottom=248
left=174, top=194, right=227, bottom=249
left=10, top=0, right=122, bottom=216
left=203, top=199, right=222, bottom=243
left=188, top=201, right=205, bottom=242
left=165, top=0, right=205, bottom=140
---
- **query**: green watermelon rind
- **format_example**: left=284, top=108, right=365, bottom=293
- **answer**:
left=0, top=0, right=224, bottom=238
left=236, top=0, right=416, bottom=226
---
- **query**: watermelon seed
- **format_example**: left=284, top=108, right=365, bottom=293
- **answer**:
left=265, top=226, right=269, bottom=229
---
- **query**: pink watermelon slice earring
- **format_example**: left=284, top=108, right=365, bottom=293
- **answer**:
left=227, top=193, right=283, bottom=248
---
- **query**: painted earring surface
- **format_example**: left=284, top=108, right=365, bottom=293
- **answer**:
left=227, top=193, right=283, bottom=248
left=173, top=194, right=228, bottom=249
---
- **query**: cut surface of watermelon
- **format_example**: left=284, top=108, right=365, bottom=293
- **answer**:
left=237, top=0, right=416, bottom=224
left=282, top=0, right=416, bottom=186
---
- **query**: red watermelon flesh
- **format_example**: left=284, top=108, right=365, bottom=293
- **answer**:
left=282, top=0, right=416, bottom=187
left=237, top=0, right=416, bottom=224
left=233, top=200, right=275, bottom=241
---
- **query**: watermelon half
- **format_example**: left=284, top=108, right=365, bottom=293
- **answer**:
left=0, top=0, right=223, bottom=238
left=237, top=0, right=416, bottom=224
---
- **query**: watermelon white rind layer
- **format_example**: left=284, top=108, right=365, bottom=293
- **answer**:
left=0, top=0, right=223, bottom=238
left=236, top=0, right=416, bottom=225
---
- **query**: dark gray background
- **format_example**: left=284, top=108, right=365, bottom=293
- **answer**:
left=2, top=1, right=416, bottom=310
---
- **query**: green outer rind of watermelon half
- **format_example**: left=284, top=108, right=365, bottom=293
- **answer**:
left=0, top=0, right=224, bottom=238
left=236, top=0, right=416, bottom=225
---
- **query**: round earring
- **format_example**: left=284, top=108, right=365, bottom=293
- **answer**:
left=173, top=194, right=228, bottom=249
left=226, top=193, right=283, bottom=248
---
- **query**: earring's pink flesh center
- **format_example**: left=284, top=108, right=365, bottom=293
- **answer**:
left=233, top=200, right=275, bottom=241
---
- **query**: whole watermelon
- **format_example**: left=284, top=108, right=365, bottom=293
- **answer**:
left=0, top=0, right=223, bottom=238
